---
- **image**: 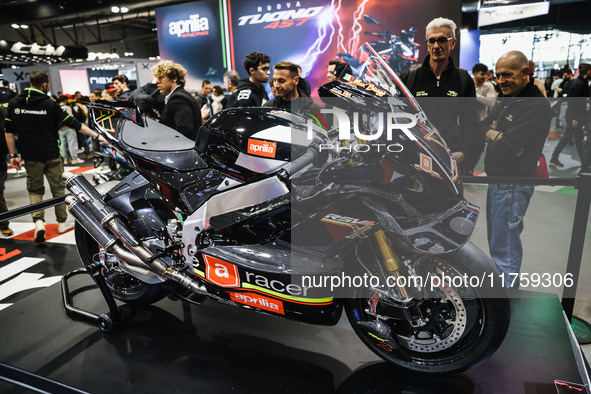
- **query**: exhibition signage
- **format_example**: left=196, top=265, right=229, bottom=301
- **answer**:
left=0, top=40, right=88, bottom=60
left=227, top=0, right=461, bottom=96
left=87, top=69, right=119, bottom=92
left=154, top=0, right=460, bottom=96
left=155, top=0, right=227, bottom=91
left=478, top=2, right=550, bottom=27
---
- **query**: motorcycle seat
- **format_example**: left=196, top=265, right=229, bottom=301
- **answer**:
left=119, top=117, right=208, bottom=171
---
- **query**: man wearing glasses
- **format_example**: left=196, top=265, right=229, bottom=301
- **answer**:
left=229, top=51, right=271, bottom=108
left=401, top=17, right=478, bottom=172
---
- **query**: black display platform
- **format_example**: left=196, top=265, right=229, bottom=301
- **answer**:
left=0, top=239, right=587, bottom=393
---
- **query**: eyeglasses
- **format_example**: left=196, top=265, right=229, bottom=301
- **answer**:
left=426, top=37, right=454, bottom=46
left=258, top=66, right=270, bottom=72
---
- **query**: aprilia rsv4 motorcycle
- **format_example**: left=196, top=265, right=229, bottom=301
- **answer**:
left=63, top=43, right=509, bottom=374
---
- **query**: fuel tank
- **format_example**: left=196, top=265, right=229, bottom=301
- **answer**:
left=195, top=107, right=322, bottom=181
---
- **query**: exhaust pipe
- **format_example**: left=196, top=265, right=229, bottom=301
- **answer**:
left=63, top=172, right=208, bottom=295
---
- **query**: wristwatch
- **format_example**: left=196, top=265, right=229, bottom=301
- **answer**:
left=9, top=154, right=20, bottom=159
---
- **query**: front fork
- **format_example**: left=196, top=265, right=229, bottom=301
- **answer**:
left=374, top=229, right=411, bottom=300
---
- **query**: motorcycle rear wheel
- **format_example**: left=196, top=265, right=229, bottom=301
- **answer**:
left=345, top=242, right=510, bottom=374
left=74, top=223, right=166, bottom=305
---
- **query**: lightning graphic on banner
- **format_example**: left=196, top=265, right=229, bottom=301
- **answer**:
left=298, top=1, right=337, bottom=78
left=348, top=0, right=370, bottom=54
left=298, top=0, right=372, bottom=78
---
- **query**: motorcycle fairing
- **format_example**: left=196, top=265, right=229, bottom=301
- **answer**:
left=364, top=197, right=480, bottom=254
left=181, top=176, right=289, bottom=264
left=319, top=44, right=461, bottom=196
left=190, top=251, right=342, bottom=326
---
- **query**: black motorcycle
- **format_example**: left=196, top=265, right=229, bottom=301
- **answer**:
left=62, top=43, right=509, bottom=375
left=338, top=15, right=420, bottom=76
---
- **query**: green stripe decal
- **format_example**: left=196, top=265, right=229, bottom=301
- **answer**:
left=194, top=268, right=205, bottom=278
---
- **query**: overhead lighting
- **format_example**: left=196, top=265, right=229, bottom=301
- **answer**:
left=11, top=24, right=20, bottom=29
left=111, top=6, right=128, bottom=13
left=20, top=25, right=29, bottom=29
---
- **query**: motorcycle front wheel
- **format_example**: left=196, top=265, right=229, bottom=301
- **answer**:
left=345, top=242, right=510, bottom=374
left=74, top=223, right=166, bottom=305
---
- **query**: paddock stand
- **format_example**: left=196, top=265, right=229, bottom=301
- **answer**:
left=61, top=263, right=133, bottom=332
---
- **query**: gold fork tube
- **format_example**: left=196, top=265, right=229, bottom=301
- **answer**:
left=374, top=229, right=400, bottom=271
left=374, top=229, right=410, bottom=300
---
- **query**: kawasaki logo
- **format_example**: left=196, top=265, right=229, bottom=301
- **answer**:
left=14, top=108, right=47, bottom=115
left=169, top=14, right=209, bottom=38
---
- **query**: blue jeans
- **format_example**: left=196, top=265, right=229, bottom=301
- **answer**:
left=486, top=184, right=535, bottom=287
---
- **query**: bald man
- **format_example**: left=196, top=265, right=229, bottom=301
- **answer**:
left=482, top=50, right=551, bottom=286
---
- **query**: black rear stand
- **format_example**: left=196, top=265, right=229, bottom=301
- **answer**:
left=61, top=265, right=130, bottom=332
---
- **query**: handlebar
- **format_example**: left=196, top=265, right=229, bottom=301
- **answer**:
left=283, top=148, right=320, bottom=177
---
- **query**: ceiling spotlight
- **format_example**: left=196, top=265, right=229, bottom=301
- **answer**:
left=120, top=7, right=128, bottom=13
left=11, top=24, right=20, bottom=29
left=20, top=24, right=29, bottom=29
left=111, top=6, right=120, bottom=13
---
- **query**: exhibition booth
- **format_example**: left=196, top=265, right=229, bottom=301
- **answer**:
left=1, top=0, right=591, bottom=393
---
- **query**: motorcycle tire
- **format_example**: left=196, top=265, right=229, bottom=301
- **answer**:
left=345, top=242, right=510, bottom=374
left=74, top=223, right=166, bottom=305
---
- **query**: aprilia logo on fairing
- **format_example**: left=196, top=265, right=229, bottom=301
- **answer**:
left=229, top=291, right=285, bottom=315
left=247, top=139, right=277, bottom=158
left=238, top=5, right=323, bottom=26
left=169, top=14, right=209, bottom=38
left=203, top=255, right=240, bottom=287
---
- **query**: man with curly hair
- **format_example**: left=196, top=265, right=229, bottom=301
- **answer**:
left=152, top=60, right=202, bottom=140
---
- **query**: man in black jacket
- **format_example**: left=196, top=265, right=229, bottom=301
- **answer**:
left=229, top=51, right=271, bottom=107
left=482, top=50, right=551, bottom=285
left=401, top=17, right=478, bottom=171
left=152, top=60, right=202, bottom=140
left=264, top=61, right=319, bottom=114
left=549, top=63, right=591, bottom=168
left=4, top=71, right=100, bottom=242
